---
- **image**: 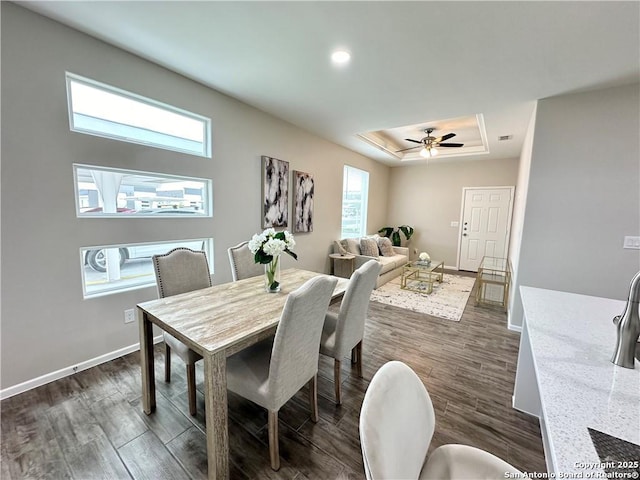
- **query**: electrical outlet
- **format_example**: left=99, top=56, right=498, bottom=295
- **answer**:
left=124, top=308, right=136, bottom=324
left=623, top=236, right=640, bottom=249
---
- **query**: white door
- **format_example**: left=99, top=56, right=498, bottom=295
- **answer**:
left=458, top=187, right=514, bottom=272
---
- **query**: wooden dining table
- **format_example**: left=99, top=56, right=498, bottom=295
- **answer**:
left=137, top=268, right=349, bottom=480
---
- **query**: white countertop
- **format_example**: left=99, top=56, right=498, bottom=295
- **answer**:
left=520, top=286, right=639, bottom=474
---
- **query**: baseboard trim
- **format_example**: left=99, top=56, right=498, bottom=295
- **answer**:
left=0, top=335, right=164, bottom=400
left=512, top=394, right=540, bottom=418
left=507, top=315, right=523, bottom=333
left=506, top=308, right=523, bottom=332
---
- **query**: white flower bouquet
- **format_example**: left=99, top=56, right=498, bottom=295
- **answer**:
left=248, top=228, right=297, bottom=291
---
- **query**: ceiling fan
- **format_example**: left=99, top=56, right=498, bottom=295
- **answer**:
left=396, top=127, right=464, bottom=158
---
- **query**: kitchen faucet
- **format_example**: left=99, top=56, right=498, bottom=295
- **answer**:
left=611, top=270, right=640, bottom=369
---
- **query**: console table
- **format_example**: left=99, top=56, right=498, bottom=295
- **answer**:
left=475, top=256, right=511, bottom=311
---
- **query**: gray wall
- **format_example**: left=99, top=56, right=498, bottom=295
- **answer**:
left=387, top=158, right=519, bottom=267
left=512, top=83, right=640, bottom=327
left=0, top=3, right=390, bottom=390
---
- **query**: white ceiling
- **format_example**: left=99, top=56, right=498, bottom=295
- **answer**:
left=19, top=1, right=640, bottom=166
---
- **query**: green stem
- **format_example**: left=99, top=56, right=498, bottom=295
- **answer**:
left=266, top=256, right=279, bottom=290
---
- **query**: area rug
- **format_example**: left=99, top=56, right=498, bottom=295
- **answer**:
left=370, top=274, right=475, bottom=321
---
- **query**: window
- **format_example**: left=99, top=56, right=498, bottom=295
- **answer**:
left=66, top=73, right=211, bottom=157
left=74, top=164, right=211, bottom=217
left=80, top=238, right=213, bottom=298
left=341, top=166, right=369, bottom=238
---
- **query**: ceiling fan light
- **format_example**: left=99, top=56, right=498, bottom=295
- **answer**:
left=419, top=147, right=430, bottom=158
left=430, top=147, right=438, bottom=156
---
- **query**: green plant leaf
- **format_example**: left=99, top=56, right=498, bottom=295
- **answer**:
left=378, top=227, right=394, bottom=238
left=391, top=231, right=401, bottom=246
left=399, top=225, right=414, bottom=241
left=285, top=249, right=298, bottom=260
left=254, top=251, right=273, bottom=265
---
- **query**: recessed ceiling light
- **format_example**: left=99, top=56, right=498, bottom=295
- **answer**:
left=331, top=50, right=351, bottom=64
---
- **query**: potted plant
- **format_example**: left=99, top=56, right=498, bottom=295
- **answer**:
left=378, top=225, right=414, bottom=247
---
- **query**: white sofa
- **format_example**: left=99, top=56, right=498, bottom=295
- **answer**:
left=334, top=236, right=409, bottom=288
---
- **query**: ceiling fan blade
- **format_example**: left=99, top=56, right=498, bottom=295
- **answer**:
left=438, top=142, right=464, bottom=148
left=396, top=145, right=421, bottom=153
left=404, top=138, right=423, bottom=144
left=433, top=132, right=456, bottom=143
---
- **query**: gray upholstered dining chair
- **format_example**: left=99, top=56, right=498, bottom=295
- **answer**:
left=360, top=361, right=522, bottom=480
left=226, top=275, right=338, bottom=470
left=152, top=247, right=212, bottom=416
left=227, top=240, right=264, bottom=281
left=320, top=259, right=381, bottom=404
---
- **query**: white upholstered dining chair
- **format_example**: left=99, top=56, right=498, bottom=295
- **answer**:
left=320, top=259, right=381, bottom=404
left=360, top=361, right=523, bottom=479
left=227, top=240, right=263, bottom=281
left=226, top=275, right=338, bottom=470
left=152, top=247, right=212, bottom=416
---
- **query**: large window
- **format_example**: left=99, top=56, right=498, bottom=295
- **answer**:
left=66, top=73, right=211, bottom=157
left=80, top=238, right=213, bottom=298
left=74, top=164, right=212, bottom=218
left=341, top=166, right=369, bottom=238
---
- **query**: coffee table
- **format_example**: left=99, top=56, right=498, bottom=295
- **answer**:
left=400, top=260, right=444, bottom=294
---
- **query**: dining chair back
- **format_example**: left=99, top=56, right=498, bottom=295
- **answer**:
left=153, top=247, right=211, bottom=416
left=225, top=274, right=338, bottom=470
left=155, top=247, right=212, bottom=296
left=360, top=361, right=522, bottom=480
left=320, top=259, right=381, bottom=404
left=332, top=259, right=381, bottom=357
left=227, top=241, right=263, bottom=281
left=360, top=360, right=435, bottom=479
left=267, top=275, right=338, bottom=408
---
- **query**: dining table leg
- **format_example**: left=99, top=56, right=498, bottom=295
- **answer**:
left=138, top=308, right=156, bottom=414
left=204, top=351, right=229, bottom=480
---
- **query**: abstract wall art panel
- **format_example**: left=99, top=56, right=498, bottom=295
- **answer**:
left=293, top=170, right=314, bottom=233
left=262, top=156, right=289, bottom=228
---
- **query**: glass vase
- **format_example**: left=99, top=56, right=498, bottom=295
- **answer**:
left=264, top=256, right=281, bottom=293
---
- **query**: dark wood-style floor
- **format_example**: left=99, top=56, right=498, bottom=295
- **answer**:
left=1, top=272, right=546, bottom=479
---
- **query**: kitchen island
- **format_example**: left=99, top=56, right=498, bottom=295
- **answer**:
left=513, top=287, right=639, bottom=476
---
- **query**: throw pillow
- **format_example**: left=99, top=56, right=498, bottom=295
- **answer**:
left=360, top=237, right=379, bottom=257
left=345, top=238, right=361, bottom=255
left=377, top=237, right=395, bottom=256
left=334, top=240, right=348, bottom=255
